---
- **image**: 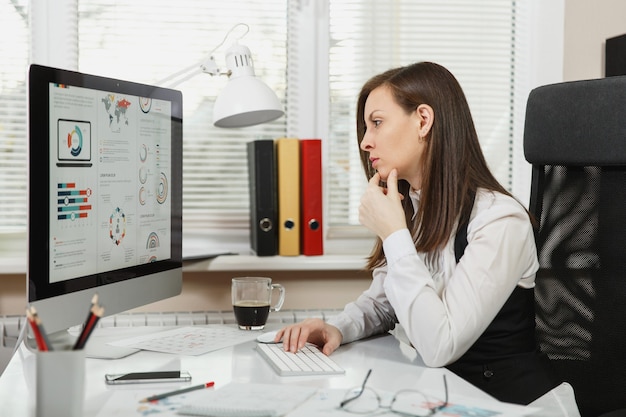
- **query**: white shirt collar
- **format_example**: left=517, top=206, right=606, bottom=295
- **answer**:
left=409, top=188, right=421, bottom=220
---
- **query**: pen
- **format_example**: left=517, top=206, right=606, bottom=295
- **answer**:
left=139, top=381, right=215, bottom=403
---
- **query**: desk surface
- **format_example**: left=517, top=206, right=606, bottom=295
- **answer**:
left=0, top=325, right=575, bottom=416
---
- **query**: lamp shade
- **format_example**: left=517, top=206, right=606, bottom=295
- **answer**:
left=212, top=43, right=284, bottom=128
left=213, top=76, right=284, bottom=128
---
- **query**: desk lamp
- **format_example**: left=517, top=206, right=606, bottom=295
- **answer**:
left=159, top=23, right=284, bottom=128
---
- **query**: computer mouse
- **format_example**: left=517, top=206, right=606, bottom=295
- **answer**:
left=256, top=330, right=280, bottom=344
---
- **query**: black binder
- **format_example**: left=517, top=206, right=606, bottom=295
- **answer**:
left=247, top=140, right=278, bottom=256
left=606, top=33, right=626, bottom=76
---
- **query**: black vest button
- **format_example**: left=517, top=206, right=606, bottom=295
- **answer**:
left=483, top=370, right=494, bottom=378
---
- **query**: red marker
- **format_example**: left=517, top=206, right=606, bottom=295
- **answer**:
left=139, top=381, right=215, bottom=403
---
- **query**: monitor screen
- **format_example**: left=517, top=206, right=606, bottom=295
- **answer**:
left=27, top=64, right=183, bottom=355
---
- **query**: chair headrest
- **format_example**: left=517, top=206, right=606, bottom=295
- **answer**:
left=523, top=75, right=626, bottom=166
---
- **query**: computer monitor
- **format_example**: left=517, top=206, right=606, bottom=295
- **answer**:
left=27, top=64, right=183, bottom=357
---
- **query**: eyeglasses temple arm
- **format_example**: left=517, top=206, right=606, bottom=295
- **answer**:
left=339, top=368, right=372, bottom=408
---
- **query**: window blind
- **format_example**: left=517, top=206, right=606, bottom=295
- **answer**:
left=326, top=0, right=516, bottom=232
left=0, top=0, right=29, bottom=232
left=0, top=0, right=530, bottom=256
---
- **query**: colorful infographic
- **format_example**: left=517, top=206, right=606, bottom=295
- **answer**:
left=57, top=119, right=91, bottom=162
left=48, top=82, right=172, bottom=283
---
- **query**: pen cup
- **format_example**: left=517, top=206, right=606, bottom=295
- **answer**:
left=36, top=349, right=85, bottom=417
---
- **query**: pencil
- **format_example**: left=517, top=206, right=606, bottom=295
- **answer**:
left=78, top=294, right=99, bottom=334
left=34, top=315, right=54, bottom=352
left=27, top=306, right=53, bottom=351
left=26, top=307, right=49, bottom=351
left=73, top=304, right=104, bottom=350
left=139, top=381, right=215, bottom=403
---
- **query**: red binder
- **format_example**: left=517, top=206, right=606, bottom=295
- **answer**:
left=300, top=139, right=323, bottom=255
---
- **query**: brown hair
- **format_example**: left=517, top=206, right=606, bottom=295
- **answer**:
left=356, top=62, right=513, bottom=270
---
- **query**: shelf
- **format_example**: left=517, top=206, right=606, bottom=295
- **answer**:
left=0, top=233, right=26, bottom=274
left=0, top=254, right=368, bottom=276
left=0, top=255, right=26, bottom=275
left=183, top=254, right=368, bottom=272
left=1, top=229, right=374, bottom=275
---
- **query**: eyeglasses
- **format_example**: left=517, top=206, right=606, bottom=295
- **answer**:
left=339, top=369, right=449, bottom=416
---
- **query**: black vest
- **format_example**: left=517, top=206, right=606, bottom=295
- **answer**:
left=445, top=219, right=560, bottom=404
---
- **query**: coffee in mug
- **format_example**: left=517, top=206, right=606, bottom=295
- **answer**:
left=231, top=277, right=285, bottom=330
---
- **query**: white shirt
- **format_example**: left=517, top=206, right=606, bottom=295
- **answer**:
left=327, top=188, right=539, bottom=367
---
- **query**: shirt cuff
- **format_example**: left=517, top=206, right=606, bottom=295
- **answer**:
left=382, top=228, right=416, bottom=265
left=327, top=312, right=361, bottom=344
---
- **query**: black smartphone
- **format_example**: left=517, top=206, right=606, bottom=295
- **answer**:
left=104, top=370, right=192, bottom=385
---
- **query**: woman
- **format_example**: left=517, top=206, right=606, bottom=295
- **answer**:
left=276, top=62, right=560, bottom=404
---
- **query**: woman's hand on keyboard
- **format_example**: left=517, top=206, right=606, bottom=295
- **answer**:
left=276, top=318, right=343, bottom=355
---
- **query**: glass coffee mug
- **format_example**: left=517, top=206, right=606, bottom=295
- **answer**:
left=231, top=277, right=285, bottom=330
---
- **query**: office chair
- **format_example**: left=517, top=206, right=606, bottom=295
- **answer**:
left=524, top=75, right=626, bottom=417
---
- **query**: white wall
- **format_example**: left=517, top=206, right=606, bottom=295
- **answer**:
left=564, top=0, right=626, bottom=81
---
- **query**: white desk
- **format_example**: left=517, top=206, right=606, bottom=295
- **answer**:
left=0, top=325, right=577, bottom=416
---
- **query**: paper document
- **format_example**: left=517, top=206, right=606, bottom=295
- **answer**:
left=287, top=388, right=539, bottom=417
left=108, top=326, right=259, bottom=355
left=178, top=382, right=317, bottom=417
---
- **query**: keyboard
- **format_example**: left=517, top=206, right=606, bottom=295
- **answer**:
left=256, top=342, right=345, bottom=376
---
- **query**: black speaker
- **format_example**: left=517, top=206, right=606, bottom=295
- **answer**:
left=606, top=34, right=626, bottom=77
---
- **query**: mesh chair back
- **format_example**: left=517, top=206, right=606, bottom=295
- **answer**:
left=524, top=75, right=626, bottom=417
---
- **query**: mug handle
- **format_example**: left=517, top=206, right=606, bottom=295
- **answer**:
left=270, top=283, right=285, bottom=312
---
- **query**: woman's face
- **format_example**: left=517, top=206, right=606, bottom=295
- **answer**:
left=360, top=85, right=430, bottom=189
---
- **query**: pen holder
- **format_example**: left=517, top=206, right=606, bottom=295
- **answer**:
left=36, top=349, right=85, bottom=417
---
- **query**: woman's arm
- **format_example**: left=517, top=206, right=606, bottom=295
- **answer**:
left=383, top=192, right=539, bottom=367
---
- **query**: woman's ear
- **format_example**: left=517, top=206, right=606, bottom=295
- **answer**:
left=415, top=104, right=434, bottom=137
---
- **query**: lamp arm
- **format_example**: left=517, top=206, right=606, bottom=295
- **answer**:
left=157, top=23, right=249, bottom=88
left=158, top=56, right=225, bottom=88
left=157, top=60, right=204, bottom=88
